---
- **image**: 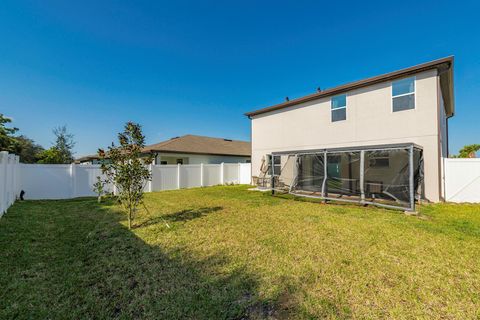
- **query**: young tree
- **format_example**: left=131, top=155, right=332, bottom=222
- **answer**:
left=53, top=125, right=76, bottom=163
left=99, top=122, right=153, bottom=229
left=92, top=176, right=106, bottom=203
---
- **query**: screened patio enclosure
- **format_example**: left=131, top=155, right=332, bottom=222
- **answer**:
left=269, top=143, right=423, bottom=211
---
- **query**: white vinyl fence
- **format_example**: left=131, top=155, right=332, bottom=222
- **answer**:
left=19, top=164, right=113, bottom=200
left=0, top=152, right=21, bottom=216
left=444, top=158, right=480, bottom=203
left=148, top=163, right=251, bottom=191
left=0, top=154, right=251, bottom=209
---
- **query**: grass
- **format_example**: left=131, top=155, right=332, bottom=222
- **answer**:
left=1, top=185, right=480, bottom=319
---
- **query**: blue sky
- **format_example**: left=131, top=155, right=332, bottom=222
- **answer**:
left=1, top=0, right=479, bottom=156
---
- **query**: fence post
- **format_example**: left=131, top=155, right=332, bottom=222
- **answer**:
left=70, top=163, right=77, bottom=198
left=200, top=163, right=204, bottom=187
left=7, top=154, right=14, bottom=206
left=220, top=162, right=224, bottom=185
left=147, top=164, right=153, bottom=192
left=177, top=163, right=181, bottom=189
left=5, top=154, right=10, bottom=207
left=14, top=156, right=20, bottom=198
left=237, top=163, right=241, bottom=184
left=0, top=151, right=7, bottom=215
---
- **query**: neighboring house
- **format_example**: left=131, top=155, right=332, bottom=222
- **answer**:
left=76, top=135, right=251, bottom=165
left=143, top=135, right=251, bottom=164
left=245, top=57, right=454, bottom=203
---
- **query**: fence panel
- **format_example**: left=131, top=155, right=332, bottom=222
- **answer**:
left=20, top=164, right=72, bottom=199
left=180, top=164, right=202, bottom=189
left=444, top=158, right=480, bottom=203
left=223, top=163, right=239, bottom=184
left=203, top=164, right=221, bottom=186
left=239, top=163, right=251, bottom=184
left=75, top=165, right=114, bottom=197
left=151, top=165, right=178, bottom=191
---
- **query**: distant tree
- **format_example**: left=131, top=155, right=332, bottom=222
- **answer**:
left=37, top=147, right=64, bottom=164
left=11, top=135, right=45, bottom=163
left=0, top=114, right=18, bottom=152
left=52, top=126, right=76, bottom=163
left=454, top=144, right=480, bottom=158
left=99, top=122, right=153, bottom=229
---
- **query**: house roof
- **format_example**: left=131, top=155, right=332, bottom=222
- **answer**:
left=76, top=135, right=251, bottom=162
left=142, top=135, right=251, bottom=156
left=75, top=154, right=100, bottom=163
left=245, top=56, right=455, bottom=118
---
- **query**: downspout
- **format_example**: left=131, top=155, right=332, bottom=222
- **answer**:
left=436, top=64, right=452, bottom=201
left=436, top=74, right=445, bottom=201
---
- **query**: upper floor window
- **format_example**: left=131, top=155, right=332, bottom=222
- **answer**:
left=331, top=94, right=346, bottom=122
left=392, top=77, right=415, bottom=112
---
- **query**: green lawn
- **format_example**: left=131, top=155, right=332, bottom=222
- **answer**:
left=1, top=186, right=480, bottom=319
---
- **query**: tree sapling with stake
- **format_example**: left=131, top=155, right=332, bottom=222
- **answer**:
left=98, top=122, right=153, bottom=229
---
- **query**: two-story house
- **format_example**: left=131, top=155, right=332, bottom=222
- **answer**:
left=245, top=57, right=454, bottom=207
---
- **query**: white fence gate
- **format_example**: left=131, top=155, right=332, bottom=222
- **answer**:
left=444, top=158, right=480, bottom=203
left=0, top=152, right=21, bottom=216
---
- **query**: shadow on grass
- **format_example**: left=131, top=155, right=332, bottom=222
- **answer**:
left=136, top=206, right=223, bottom=228
left=0, top=198, right=293, bottom=319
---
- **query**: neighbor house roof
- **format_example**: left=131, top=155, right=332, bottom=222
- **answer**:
left=75, top=154, right=100, bottom=163
left=245, top=56, right=455, bottom=118
left=76, top=135, right=251, bottom=162
left=143, top=135, right=251, bottom=156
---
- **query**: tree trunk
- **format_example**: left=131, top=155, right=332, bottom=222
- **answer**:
left=97, top=195, right=101, bottom=203
left=128, top=208, right=132, bottom=229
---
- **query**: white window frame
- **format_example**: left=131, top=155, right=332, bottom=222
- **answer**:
left=391, top=76, right=416, bottom=112
left=331, top=94, right=347, bottom=122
